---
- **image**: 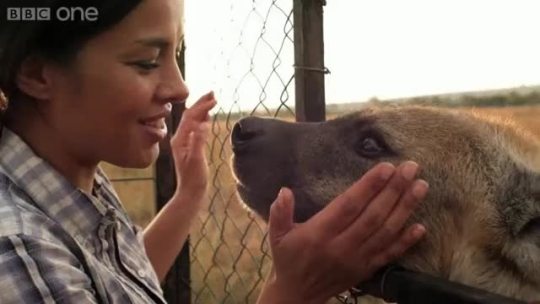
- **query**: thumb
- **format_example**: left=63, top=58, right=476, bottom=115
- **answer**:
left=269, top=187, right=295, bottom=246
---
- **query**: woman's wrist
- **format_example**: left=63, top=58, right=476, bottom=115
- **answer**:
left=257, top=279, right=298, bottom=304
left=171, top=188, right=205, bottom=207
left=257, top=271, right=327, bottom=304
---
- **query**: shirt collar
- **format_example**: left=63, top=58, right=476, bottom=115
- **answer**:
left=0, top=127, right=111, bottom=244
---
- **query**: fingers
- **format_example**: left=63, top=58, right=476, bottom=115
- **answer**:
left=339, top=161, right=420, bottom=244
left=367, top=224, right=426, bottom=274
left=306, top=162, right=396, bottom=238
left=358, top=180, right=428, bottom=266
left=269, top=188, right=295, bottom=247
left=189, top=91, right=216, bottom=121
left=189, top=122, right=211, bottom=159
left=361, top=179, right=428, bottom=254
left=183, top=91, right=216, bottom=121
left=174, top=91, right=217, bottom=146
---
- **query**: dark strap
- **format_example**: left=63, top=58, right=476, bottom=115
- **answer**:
left=359, top=265, right=528, bottom=304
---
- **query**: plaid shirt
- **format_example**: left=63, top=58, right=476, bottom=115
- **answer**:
left=0, top=127, right=166, bottom=303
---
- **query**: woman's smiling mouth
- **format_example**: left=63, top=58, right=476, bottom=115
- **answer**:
left=139, top=108, right=170, bottom=141
left=139, top=117, right=168, bottom=141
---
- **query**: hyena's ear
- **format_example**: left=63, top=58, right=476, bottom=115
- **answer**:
left=520, top=172, right=540, bottom=236
left=502, top=167, right=540, bottom=238
left=500, top=168, right=540, bottom=281
left=522, top=171, right=540, bottom=236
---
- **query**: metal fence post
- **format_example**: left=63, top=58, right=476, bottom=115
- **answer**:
left=155, top=42, right=191, bottom=304
left=294, top=0, right=327, bottom=122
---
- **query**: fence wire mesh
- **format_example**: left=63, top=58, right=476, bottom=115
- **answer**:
left=185, top=1, right=295, bottom=303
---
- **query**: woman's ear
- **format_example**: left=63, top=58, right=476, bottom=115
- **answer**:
left=15, top=56, right=53, bottom=101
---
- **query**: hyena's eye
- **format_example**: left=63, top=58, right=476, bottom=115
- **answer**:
left=357, top=137, right=384, bottom=158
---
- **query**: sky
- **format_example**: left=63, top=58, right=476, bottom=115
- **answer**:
left=184, top=0, right=540, bottom=112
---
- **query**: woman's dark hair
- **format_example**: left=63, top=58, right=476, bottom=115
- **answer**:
left=0, top=0, right=143, bottom=110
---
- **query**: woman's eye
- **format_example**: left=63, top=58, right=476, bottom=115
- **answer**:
left=133, top=61, right=160, bottom=70
left=357, top=137, right=384, bottom=157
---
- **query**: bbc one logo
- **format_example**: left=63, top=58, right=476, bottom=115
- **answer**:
left=7, top=7, right=98, bottom=22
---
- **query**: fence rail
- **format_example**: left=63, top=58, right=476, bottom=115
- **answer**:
left=354, top=266, right=528, bottom=304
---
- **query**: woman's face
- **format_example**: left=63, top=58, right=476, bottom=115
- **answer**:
left=45, top=0, right=187, bottom=168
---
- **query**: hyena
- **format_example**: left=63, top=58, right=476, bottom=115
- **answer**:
left=230, top=105, right=540, bottom=302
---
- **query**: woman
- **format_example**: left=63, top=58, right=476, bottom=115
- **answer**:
left=0, top=0, right=428, bottom=303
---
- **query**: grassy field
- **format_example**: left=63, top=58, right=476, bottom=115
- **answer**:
left=102, top=105, right=540, bottom=303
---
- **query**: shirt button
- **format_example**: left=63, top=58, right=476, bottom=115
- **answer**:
left=137, top=270, right=146, bottom=278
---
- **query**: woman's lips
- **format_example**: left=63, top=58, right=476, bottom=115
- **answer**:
left=141, top=118, right=165, bottom=129
left=139, top=118, right=167, bottom=141
left=138, top=105, right=171, bottom=142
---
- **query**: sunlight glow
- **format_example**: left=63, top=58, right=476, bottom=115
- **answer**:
left=185, top=0, right=540, bottom=110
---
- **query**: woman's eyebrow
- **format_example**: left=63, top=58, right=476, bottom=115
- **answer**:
left=134, top=37, right=170, bottom=49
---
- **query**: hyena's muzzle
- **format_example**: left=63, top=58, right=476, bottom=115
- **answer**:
left=231, top=116, right=331, bottom=223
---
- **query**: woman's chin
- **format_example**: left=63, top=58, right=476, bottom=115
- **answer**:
left=109, top=145, right=160, bottom=169
left=135, top=146, right=160, bottom=168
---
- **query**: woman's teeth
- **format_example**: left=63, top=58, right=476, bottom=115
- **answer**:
left=143, top=119, right=165, bottom=129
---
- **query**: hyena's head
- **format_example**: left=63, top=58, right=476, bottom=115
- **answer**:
left=230, top=105, right=540, bottom=301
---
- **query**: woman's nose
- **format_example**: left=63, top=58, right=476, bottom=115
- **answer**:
left=157, top=64, right=189, bottom=103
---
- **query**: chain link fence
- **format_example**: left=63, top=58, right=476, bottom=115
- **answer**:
left=185, top=1, right=295, bottom=303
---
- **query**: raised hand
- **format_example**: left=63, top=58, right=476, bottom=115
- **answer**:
left=258, top=162, right=428, bottom=304
left=170, top=91, right=216, bottom=202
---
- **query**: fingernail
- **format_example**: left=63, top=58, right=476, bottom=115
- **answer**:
left=379, top=163, right=395, bottom=181
left=274, top=188, right=285, bottom=210
left=412, top=180, right=429, bottom=199
left=401, top=161, right=419, bottom=181
left=413, top=224, right=426, bottom=238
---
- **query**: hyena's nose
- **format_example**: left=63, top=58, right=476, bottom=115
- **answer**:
left=231, top=117, right=266, bottom=153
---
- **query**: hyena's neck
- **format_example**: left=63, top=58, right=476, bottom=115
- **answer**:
left=400, top=237, right=540, bottom=302
left=482, top=114, right=540, bottom=169
left=448, top=247, right=540, bottom=301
